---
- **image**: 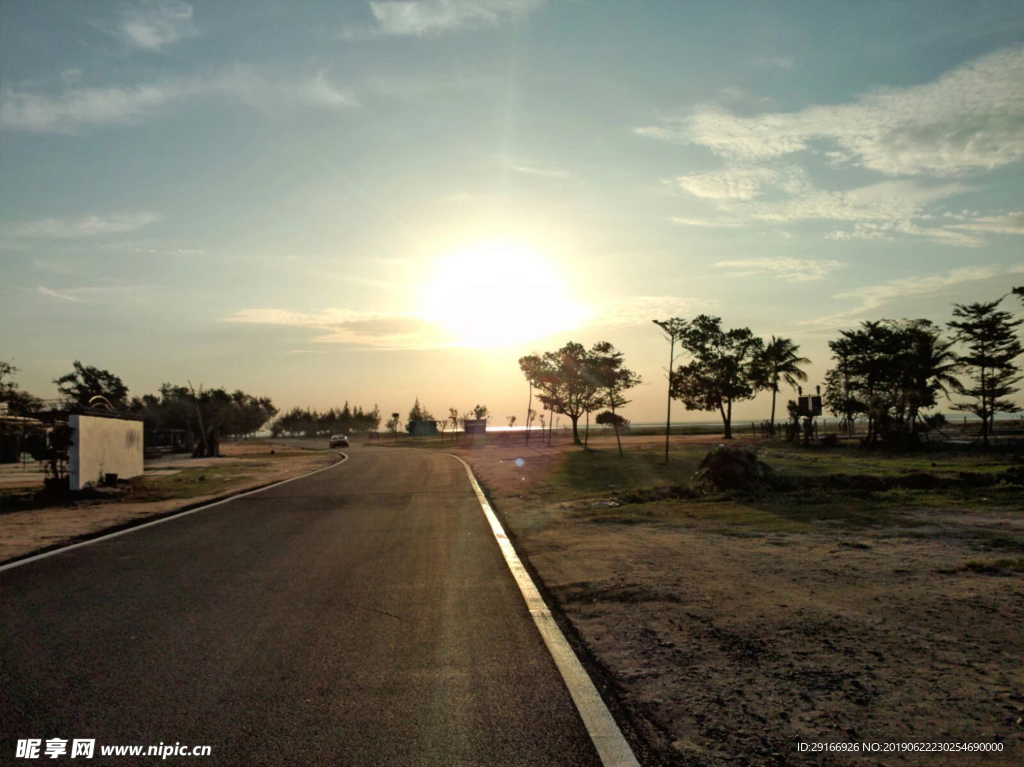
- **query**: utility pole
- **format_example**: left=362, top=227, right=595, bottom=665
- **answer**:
left=653, top=319, right=687, bottom=465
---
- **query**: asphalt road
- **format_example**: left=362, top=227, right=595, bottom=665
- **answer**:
left=1, top=445, right=604, bottom=766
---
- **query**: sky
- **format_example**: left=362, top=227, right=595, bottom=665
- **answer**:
left=2, top=0, right=1023, bottom=425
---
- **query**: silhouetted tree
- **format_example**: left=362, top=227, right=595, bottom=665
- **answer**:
left=591, top=341, right=641, bottom=457
left=54, top=361, right=129, bottom=409
left=387, top=412, right=401, bottom=439
left=653, top=318, right=688, bottom=464
left=670, top=315, right=765, bottom=440
left=448, top=407, right=460, bottom=443
left=519, top=341, right=605, bottom=445
left=948, top=298, right=1023, bottom=445
left=406, top=397, right=434, bottom=432
left=825, top=319, right=961, bottom=445
left=0, top=360, right=42, bottom=412
left=595, top=410, right=628, bottom=428
left=757, top=336, right=809, bottom=435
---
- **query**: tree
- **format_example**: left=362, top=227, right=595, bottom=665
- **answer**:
left=386, top=412, right=401, bottom=439
left=0, top=359, right=42, bottom=412
left=948, top=298, right=1023, bottom=445
left=506, top=415, right=517, bottom=429
left=595, top=410, right=628, bottom=428
left=757, top=336, right=809, bottom=435
left=824, top=319, right=962, bottom=445
left=518, top=342, right=604, bottom=445
left=54, top=361, right=129, bottom=409
left=448, top=407, right=460, bottom=442
left=653, top=318, right=688, bottom=464
left=670, top=315, right=765, bottom=440
left=591, top=341, right=642, bottom=457
left=471, top=404, right=491, bottom=422
left=406, top=397, right=434, bottom=432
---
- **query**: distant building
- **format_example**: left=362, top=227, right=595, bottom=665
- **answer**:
left=408, top=420, right=438, bottom=437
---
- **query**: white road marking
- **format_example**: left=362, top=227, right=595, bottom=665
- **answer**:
left=0, top=452, right=349, bottom=572
left=448, top=453, right=642, bottom=767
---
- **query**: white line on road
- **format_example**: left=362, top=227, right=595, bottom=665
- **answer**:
left=448, top=453, right=642, bottom=767
left=0, top=452, right=349, bottom=573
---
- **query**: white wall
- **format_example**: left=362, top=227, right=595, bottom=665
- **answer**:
left=69, top=415, right=144, bottom=491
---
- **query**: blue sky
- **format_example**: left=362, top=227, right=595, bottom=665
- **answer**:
left=2, top=0, right=1023, bottom=423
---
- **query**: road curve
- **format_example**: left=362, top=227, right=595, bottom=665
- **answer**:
left=1, top=445, right=603, bottom=766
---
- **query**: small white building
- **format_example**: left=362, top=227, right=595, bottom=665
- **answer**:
left=69, top=413, right=144, bottom=490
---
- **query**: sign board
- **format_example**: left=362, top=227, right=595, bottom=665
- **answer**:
left=408, top=420, right=438, bottom=437
left=797, top=395, right=823, bottom=417
left=69, top=414, right=144, bottom=491
left=463, top=419, right=487, bottom=435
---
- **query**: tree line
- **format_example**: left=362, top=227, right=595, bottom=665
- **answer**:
left=516, top=288, right=1022, bottom=459
left=270, top=404, right=381, bottom=438
left=0, top=360, right=280, bottom=458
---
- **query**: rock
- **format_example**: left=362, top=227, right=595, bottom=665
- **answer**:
left=693, top=444, right=774, bottom=493
left=592, top=500, right=620, bottom=509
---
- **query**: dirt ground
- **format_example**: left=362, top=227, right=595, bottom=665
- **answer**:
left=427, top=433, right=1024, bottom=766
left=0, top=442, right=338, bottom=564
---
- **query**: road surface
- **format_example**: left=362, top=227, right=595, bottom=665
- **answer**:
left=1, top=445, right=604, bottom=766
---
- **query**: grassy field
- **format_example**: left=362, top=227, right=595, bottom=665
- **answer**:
left=422, top=433, right=1024, bottom=766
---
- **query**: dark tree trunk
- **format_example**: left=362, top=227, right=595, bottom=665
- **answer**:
left=664, top=338, right=674, bottom=465
left=611, top=401, right=623, bottom=458
left=571, top=415, right=581, bottom=445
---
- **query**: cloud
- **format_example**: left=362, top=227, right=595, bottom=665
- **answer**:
left=713, top=258, right=842, bottom=282
left=799, top=264, right=1023, bottom=329
left=224, top=308, right=453, bottom=349
left=37, top=286, right=80, bottom=302
left=0, top=66, right=357, bottom=133
left=670, top=173, right=981, bottom=247
left=637, top=46, right=1024, bottom=176
left=744, top=180, right=969, bottom=224
left=345, top=0, right=541, bottom=38
left=510, top=163, right=570, bottom=179
left=669, top=216, right=745, bottom=228
left=671, top=166, right=802, bottom=200
left=32, top=283, right=157, bottom=302
left=2, top=211, right=159, bottom=239
left=119, top=0, right=197, bottom=51
left=586, top=296, right=717, bottom=329
left=950, top=211, right=1024, bottom=235
left=225, top=294, right=706, bottom=349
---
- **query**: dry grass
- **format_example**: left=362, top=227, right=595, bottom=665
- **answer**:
left=433, top=434, right=1024, bottom=766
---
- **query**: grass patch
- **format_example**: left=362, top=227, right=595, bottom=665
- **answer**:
left=552, top=444, right=706, bottom=500
left=946, top=557, right=1024, bottom=575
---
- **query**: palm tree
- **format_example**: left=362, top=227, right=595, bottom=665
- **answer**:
left=761, top=336, right=810, bottom=435
left=898, top=320, right=960, bottom=432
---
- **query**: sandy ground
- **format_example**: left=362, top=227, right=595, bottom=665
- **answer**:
left=0, top=443, right=338, bottom=564
left=433, top=435, right=1024, bottom=767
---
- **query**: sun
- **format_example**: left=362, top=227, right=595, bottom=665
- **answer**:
left=420, top=241, right=587, bottom=347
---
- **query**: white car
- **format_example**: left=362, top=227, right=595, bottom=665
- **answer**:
left=329, top=434, right=349, bottom=448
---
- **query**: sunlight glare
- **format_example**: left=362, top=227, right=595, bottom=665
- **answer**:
left=420, top=241, right=587, bottom=347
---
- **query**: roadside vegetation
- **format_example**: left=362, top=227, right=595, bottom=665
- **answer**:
left=442, top=433, right=1024, bottom=766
